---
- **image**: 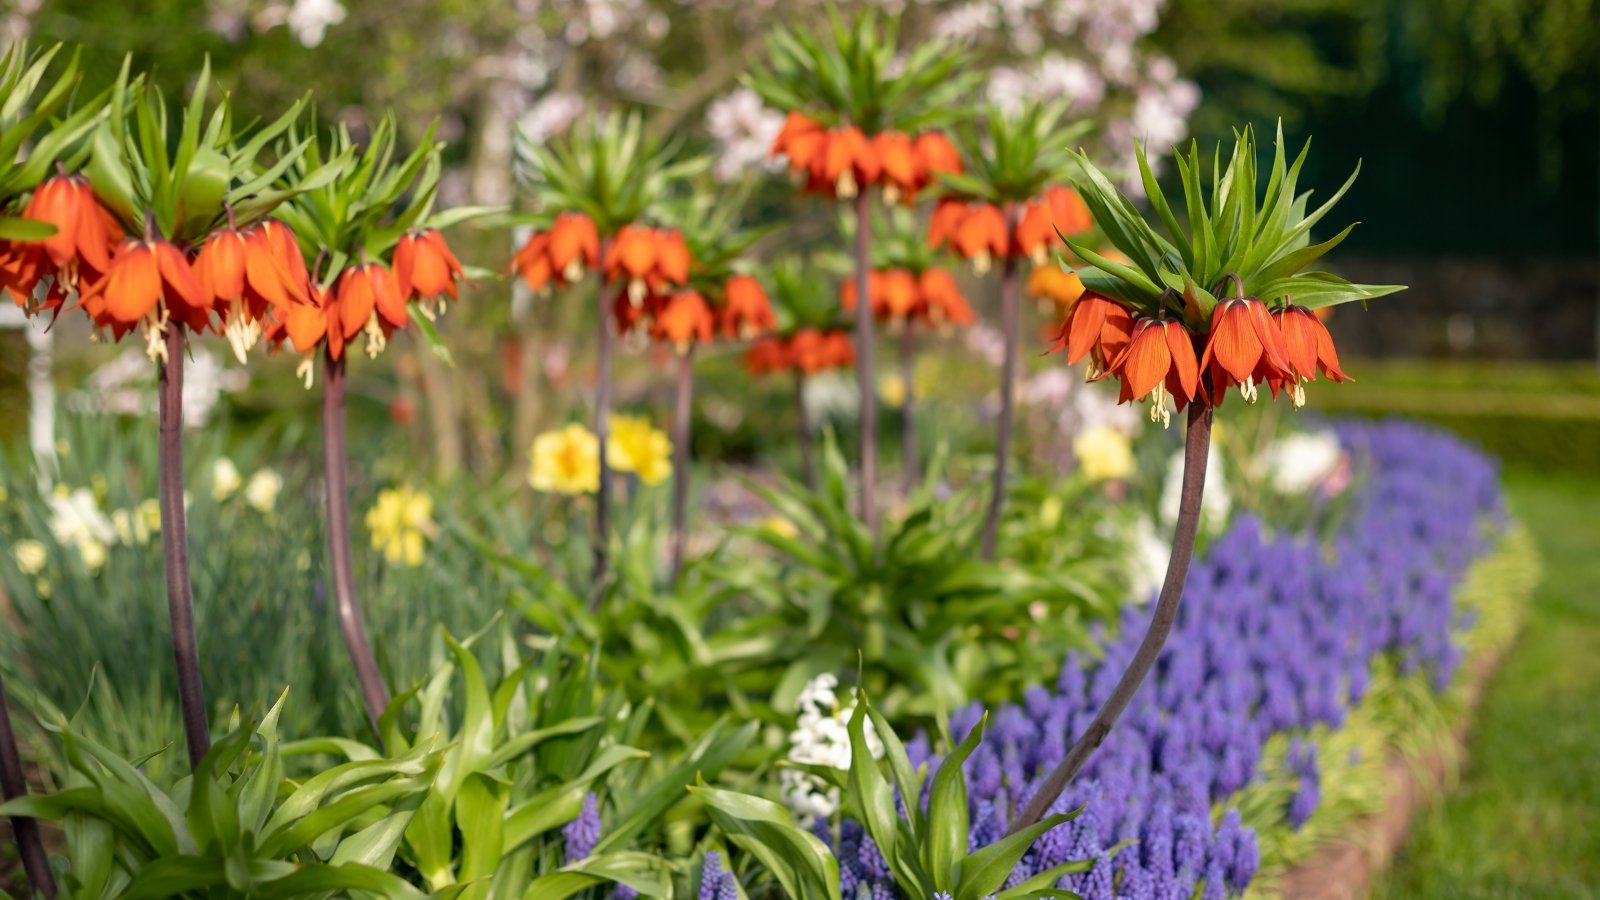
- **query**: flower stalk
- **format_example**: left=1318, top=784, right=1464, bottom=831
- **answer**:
left=899, top=326, right=916, bottom=494
left=1009, top=403, right=1212, bottom=833
left=592, top=239, right=615, bottom=599
left=158, top=326, right=210, bottom=770
left=322, top=350, right=389, bottom=739
left=795, top=371, right=816, bottom=490
left=852, top=191, right=878, bottom=532
left=0, top=672, right=56, bottom=899
left=668, top=346, right=695, bottom=584
left=980, top=207, right=1021, bottom=560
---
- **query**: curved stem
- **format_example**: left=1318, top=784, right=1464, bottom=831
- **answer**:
left=980, top=229, right=1021, bottom=561
left=1008, top=403, right=1212, bottom=833
left=852, top=192, right=878, bottom=533
left=668, top=347, right=694, bottom=584
left=323, top=351, right=389, bottom=740
left=0, top=672, right=56, bottom=898
left=795, top=372, right=815, bottom=490
left=900, top=326, right=916, bottom=495
left=158, top=327, right=209, bottom=770
left=592, top=239, right=615, bottom=601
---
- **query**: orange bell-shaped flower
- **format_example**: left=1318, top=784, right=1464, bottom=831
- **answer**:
left=336, top=262, right=408, bottom=358
left=873, top=131, right=919, bottom=204
left=606, top=225, right=659, bottom=304
left=1050, top=292, right=1135, bottom=377
left=79, top=238, right=208, bottom=355
left=772, top=111, right=827, bottom=175
left=818, top=127, right=880, bottom=199
left=1027, top=265, right=1085, bottom=310
left=548, top=212, right=600, bottom=283
left=1199, top=295, right=1292, bottom=404
left=652, top=290, right=715, bottom=352
left=1106, top=316, right=1202, bottom=426
left=917, top=267, right=974, bottom=329
left=743, top=335, right=790, bottom=376
left=912, top=132, right=963, bottom=190
left=395, top=229, right=465, bottom=306
left=721, top=274, right=775, bottom=339
left=1271, top=303, right=1350, bottom=406
left=952, top=204, right=1009, bottom=275
left=20, top=175, right=122, bottom=278
left=512, top=231, right=554, bottom=292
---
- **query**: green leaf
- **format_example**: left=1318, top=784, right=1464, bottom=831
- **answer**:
left=925, top=710, right=986, bottom=891
left=408, top=302, right=455, bottom=366
left=0, top=217, right=56, bottom=240
left=954, top=810, right=1077, bottom=900
left=693, top=781, right=842, bottom=900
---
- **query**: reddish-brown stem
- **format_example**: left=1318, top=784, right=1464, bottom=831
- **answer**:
left=852, top=191, right=878, bottom=533
left=0, top=672, right=56, bottom=898
left=1008, top=403, right=1212, bottom=833
left=795, top=371, right=815, bottom=490
left=668, top=347, right=694, bottom=584
left=980, top=223, right=1021, bottom=561
left=900, top=325, right=917, bottom=495
left=323, top=351, right=389, bottom=740
left=592, top=238, right=615, bottom=601
left=158, top=326, right=210, bottom=770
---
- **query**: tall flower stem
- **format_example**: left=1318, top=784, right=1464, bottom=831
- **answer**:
left=980, top=216, right=1020, bottom=561
left=322, top=351, right=389, bottom=739
left=899, top=325, right=917, bottom=494
left=591, top=239, right=615, bottom=599
left=668, top=347, right=695, bottom=584
left=0, top=672, right=56, bottom=899
left=1009, top=403, right=1212, bottom=834
left=158, top=326, right=210, bottom=770
left=851, top=191, right=878, bottom=533
left=795, top=371, right=815, bottom=490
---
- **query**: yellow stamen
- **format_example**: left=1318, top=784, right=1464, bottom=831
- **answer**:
left=296, top=354, right=316, bottom=390
left=363, top=311, right=387, bottom=359
left=142, top=308, right=171, bottom=364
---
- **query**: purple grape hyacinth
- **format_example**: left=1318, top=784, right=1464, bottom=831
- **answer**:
left=812, top=420, right=1503, bottom=899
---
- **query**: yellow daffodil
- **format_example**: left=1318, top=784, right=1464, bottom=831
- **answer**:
left=878, top=373, right=907, bottom=409
left=365, top=485, right=437, bottom=567
left=78, top=538, right=108, bottom=573
left=211, top=458, right=243, bottom=500
left=530, top=423, right=601, bottom=495
left=245, top=469, right=283, bottom=513
left=13, top=540, right=47, bottom=575
left=1073, top=424, right=1134, bottom=481
left=606, top=415, right=672, bottom=486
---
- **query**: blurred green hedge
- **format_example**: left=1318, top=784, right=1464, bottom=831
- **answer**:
left=1315, top=360, right=1600, bottom=474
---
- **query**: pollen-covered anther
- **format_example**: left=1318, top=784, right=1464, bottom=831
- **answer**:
left=628, top=279, right=647, bottom=307
left=363, top=311, right=387, bottom=359
left=141, top=308, right=171, bottom=364
left=972, top=251, right=992, bottom=276
left=296, top=354, right=316, bottom=390
left=563, top=259, right=584, bottom=283
left=222, top=298, right=261, bottom=364
left=882, top=184, right=901, bottom=206
left=835, top=170, right=858, bottom=199
left=1291, top=381, right=1307, bottom=409
left=1148, top=383, right=1173, bottom=428
left=1239, top=378, right=1259, bottom=403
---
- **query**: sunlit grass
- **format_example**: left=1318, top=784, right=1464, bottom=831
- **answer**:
left=1376, top=471, right=1600, bottom=898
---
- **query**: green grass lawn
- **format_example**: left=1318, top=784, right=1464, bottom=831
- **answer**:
left=1376, top=470, right=1600, bottom=899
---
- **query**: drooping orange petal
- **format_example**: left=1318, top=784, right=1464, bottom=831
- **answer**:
left=1118, top=318, right=1173, bottom=400
left=655, top=230, right=691, bottom=285
left=873, top=131, right=918, bottom=193
left=1162, top=320, right=1200, bottom=402
left=337, top=266, right=377, bottom=337
left=97, top=241, right=162, bottom=324
left=1202, top=299, right=1264, bottom=383
left=928, top=200, right=969, bottom=250
left=1275, top=305, right=1322, bottom=381
left=195, top=230, right=248, bottom=302
left=912, top=132, right=962, bottom=185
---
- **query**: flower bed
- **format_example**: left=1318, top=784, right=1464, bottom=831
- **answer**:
left=811, top=420, right=1529, bottom=899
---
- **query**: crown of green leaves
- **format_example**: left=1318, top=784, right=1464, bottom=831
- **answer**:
left=939, top=100, right=1090, bottom=205
left=86, top=59, right=342, bottom=246
left=747, top=7, right=978, bottom=133
left=513, top=111, right=706, bottom=236
left=1066, top=123, right=1404, bottom=326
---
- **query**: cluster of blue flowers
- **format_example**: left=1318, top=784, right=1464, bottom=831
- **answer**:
left=812, top=420, right=1503, bottom=899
